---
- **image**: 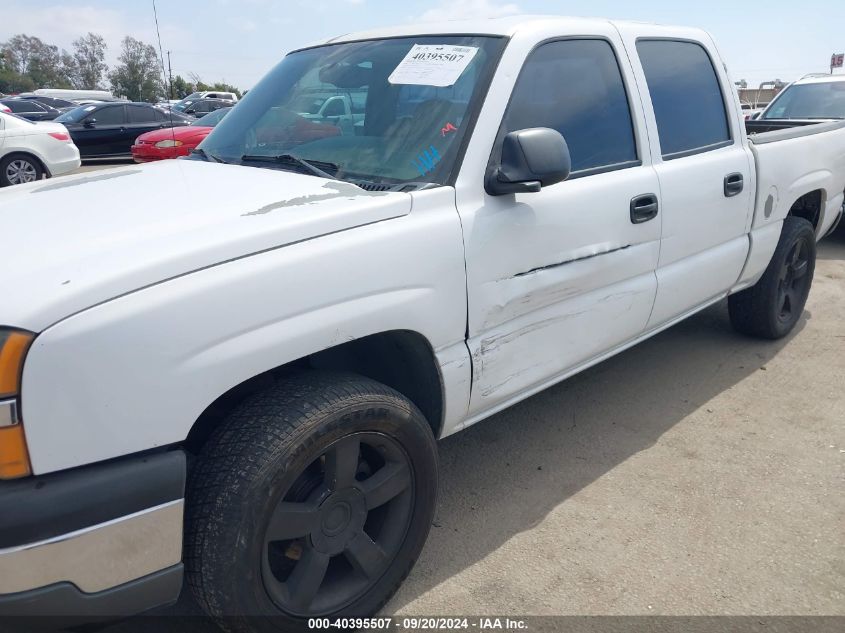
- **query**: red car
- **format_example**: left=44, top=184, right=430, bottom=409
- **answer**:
left=131, top=107, right=230, bottom=162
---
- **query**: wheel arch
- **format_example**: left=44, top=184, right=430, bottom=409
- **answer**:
left=185, top=329, right=445, bottom=453
left=786, top=188, right=824, bottom=232
left=1, top=150, right=49, bottom=179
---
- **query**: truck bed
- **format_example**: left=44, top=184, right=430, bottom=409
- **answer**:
left=746, top=119, right=845, bottom=237
left=746, top=118, right=845, bottom=140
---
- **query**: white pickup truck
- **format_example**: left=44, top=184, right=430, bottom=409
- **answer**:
left=1, top=15, right=844, bottom=628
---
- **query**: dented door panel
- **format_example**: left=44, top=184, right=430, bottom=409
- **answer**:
left=452, top=23, right=661, bottom=417
left=461, top=165, right=660, bottom=415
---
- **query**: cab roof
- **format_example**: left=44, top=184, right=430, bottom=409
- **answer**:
left=793, top=73, right=845, bottom=86
left=319, top=14, right=698, bottom=45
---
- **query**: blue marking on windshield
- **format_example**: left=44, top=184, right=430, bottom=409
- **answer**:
left=412, top=145, right=441, bottom=176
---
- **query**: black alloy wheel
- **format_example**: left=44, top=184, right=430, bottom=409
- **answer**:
left=261, top=432, right=414, bottom=616
left=729, top=216, right=816, bottom=339
left=776, top=237, right=811, bottom=324
left=186, top=371, right=438, bottom=632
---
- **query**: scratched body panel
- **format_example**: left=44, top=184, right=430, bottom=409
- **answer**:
left=446, top=19, right=664, bottom=418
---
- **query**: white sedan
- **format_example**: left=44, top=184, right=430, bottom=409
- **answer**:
left=0, top=112, right=81, bottom=186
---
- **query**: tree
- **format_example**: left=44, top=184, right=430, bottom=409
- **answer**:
left=0, top=49, right=35, bottom=93
left=109, top=36, right=163, bottom=102
left=2, top=34, right=39, bottom=76
left=1, top=34, right=72, bottom=89
left=171, top=74, right=192, bottom=99
left=209, top=82, right=242, bottom=98
left=168, top=73, right=242, bottom=100
left=184, top=73, right=242, bottom=98
left=71, top=33, right=108, bottom=89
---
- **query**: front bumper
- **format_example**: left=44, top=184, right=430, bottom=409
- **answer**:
left=0, top=451, right=186, bottom=617
left=131, top=143, right=188, bottom=163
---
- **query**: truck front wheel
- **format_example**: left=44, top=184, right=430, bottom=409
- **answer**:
left=729, top=216, right=816, bottom=339
left=185, top=372, right=438, bottom=630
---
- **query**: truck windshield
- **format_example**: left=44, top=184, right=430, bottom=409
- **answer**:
left=198, top=36, right=505, bottom=187
left=762, top=81, right=845, bottom=120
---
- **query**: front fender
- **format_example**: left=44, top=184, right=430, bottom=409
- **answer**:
left=21, top=188, right=469, bottom=474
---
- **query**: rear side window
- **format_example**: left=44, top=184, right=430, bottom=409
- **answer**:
left=6, top=100, right=41, bottom=113
left=637, top=40, right=731, bottom=159
left=90, top=105, right=126, bottom=125
left=128, top=105, right=158, bottom=123
left=498, top=39, right=638, bottom=175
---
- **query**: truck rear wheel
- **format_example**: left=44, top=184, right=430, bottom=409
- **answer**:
left=729, top=216, right=816, bottom=339
left=185, top=371, right=438, bottom=631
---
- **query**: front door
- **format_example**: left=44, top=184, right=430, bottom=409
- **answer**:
left=457, top=34, right=661, bottom=416
left=78, top=105, right=128, bottom=157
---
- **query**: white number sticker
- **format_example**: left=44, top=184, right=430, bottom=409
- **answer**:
left=388, top=44, right=479, bottom=87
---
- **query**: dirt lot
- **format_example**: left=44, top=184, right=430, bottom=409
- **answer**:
left=75, top=156, right=839, bottom=627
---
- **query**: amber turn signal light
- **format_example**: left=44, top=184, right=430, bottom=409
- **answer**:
left=0, top=330, right=34, bottom=479
left=0, top=425, right=31, bottom=478
left=0, top=331, right=33, bottom=399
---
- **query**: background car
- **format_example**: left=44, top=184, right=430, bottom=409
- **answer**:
left=0, top=111, right=81, bottom=186
left=0, top=98, right=62, bottom=122
left=132, top=106, right=231, bottom=162
left=181, top=90, right=238, bottom=103
left=740, top=101, right=765, bottom=120
left=757, top=73, right=845, bottom=121
left=170, top=97, right=232, bottom=118
left=12, top=95, right=79, bottom=111
left=55, top=102, right=193, bottom=159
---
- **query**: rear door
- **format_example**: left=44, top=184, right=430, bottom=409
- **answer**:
left=126, top=105, right=165, bottom=151
left=617, top=25, right=756, bottom=326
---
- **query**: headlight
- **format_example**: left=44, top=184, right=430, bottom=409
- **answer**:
left=155, top=139, right=184, bottom=148
left=0, top=329, right=34, bottom=479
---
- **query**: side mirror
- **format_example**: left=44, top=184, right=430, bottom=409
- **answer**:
left=84, top=119, right=97, bottom=128
left=185, top=109, right=196, bottom=115
left=486, top=128, right=571, bottom=196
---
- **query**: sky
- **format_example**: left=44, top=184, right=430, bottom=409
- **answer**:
left=2, top=0, right=844, bottom=90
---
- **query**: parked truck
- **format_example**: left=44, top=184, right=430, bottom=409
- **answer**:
left=1, top=15, right=844, bottom=630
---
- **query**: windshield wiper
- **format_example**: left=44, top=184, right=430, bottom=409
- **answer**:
left=191, top=148, right=225, bottom=163
left=240, top=153, right=339, bottom=180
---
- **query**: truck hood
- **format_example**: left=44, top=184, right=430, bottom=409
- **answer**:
left=0, top=159, right=410, bottom=331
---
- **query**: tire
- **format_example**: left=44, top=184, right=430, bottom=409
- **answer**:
left=185, top=371, right=438, bottom=632
left=729, top=216, right=816, bottom=339
left=0, top=153, right=44, bottom=187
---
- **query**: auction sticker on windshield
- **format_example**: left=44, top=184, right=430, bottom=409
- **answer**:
left=388, top=44, right=479, bottom=87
